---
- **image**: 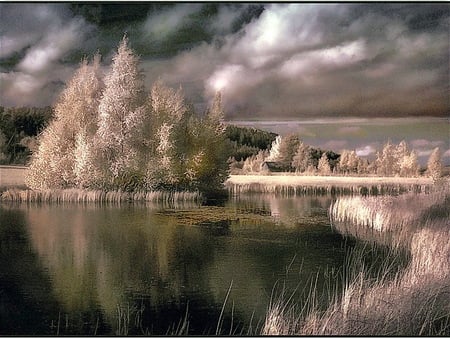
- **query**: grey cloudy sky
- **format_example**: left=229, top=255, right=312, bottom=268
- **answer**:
left=1, top=3, right=448, bottom=119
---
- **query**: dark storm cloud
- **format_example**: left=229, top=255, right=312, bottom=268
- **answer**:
left=206, top=3, right=449, bottom=118
left=0, top=3, right=448, bottom=118
left=0, top=3, right=97, bottom=106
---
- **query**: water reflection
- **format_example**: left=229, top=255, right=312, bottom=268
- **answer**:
left=1, top=196, right=352, bottom=335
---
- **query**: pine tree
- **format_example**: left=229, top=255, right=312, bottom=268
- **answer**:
left=426, top=147, right=442, bottom=181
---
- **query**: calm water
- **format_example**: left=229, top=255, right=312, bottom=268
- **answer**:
left=0, top=195, right=361, bottom=335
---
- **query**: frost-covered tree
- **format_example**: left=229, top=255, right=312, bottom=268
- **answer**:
left=25, top=37, right=232, bottom=195
left=144, top=80, right=189, bottom=189
left=375, top=141, right=397, bottom=176
left=291, top=141, right=311, bottom=173
left=208, top=91, right=226, bottom=135
left=317, top=152, right=331, bottom=175
left=27, top=56, right=103, bottom=189
left=57, top=53, right=103, bottom=137
left=399, top=150, right=420, bottom=177
left=266, top=135, right=282, bottom=162
left=339, top=150, right=359, bottom=175
left=73, top=129, right=98, bottom=188
left=242, top=149, right=268, bottom=173
left=426, top=147, right=442, bottom=181
left=96, top=36, right=145, bottom=188
left=357, top=157, right=369, bottom=175
left=26, top=123, right=71, bottom=189
left=394, top=140, right=408, bottom=175
left=278, top=134, right=300, bottom=170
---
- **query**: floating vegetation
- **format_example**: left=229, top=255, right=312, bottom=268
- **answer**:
left=156, top=206, right=271, bottom=228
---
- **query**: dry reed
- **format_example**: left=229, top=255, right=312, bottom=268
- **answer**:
left=263, top=185, right=450, bottom=335
left=0, top=188, right=202, bottom=204
left=227, top=182, right=430, bottom=197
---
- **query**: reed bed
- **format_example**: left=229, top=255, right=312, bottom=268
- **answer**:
left=227, top=182, right=431, bottom=197
left=263, top=186, right=450, bottom=335
left=329, top=186, right=449, bottom=249
left=0, top=188, right=202, bottom=204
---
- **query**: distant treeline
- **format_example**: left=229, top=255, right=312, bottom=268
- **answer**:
left=225, top=125, right=277, bottom=161
left=0, top=106, right=53, bottom=164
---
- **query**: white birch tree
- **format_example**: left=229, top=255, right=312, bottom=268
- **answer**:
left=394, top=140, right=409, bottom=175
left=291, top=141, right=311, bottom=173
left=375, top=141, right=396, bottom=176
left=426, top=147, right=442, bottom=181
left=278, top=134, right=300, bottom=170
left=338, top=150, right=359, bottom=175
left=242, top=150, right=268, bottom=173
left=266, top=135, right=282, bottom=162
left=318, top=152, right=331, bottom=175
left=399, top=150, right=419, bottom=177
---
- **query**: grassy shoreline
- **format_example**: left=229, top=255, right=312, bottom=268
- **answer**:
left=227, top=174, right=433, bottom=186
left=0, top=188, right=202, bottom=204
left=263, top=185, right=450, bottom=335
left=226, top=174, right=435, bottom=196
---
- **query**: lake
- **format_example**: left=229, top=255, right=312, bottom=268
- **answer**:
left=0, top=194, right=383, bottom=335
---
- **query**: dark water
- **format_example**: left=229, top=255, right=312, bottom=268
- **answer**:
left=0, top=195, right=358, bottom=335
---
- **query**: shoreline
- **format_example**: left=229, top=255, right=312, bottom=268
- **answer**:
left=226, top=174, right=434, bottom=186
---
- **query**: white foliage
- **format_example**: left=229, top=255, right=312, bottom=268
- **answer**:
left=291, top=141, right=311, bottom=172
left=26, top=54, right=103, bottom=189
left=399, top=150, right=419, bottom=177
left=318, top=152, right=332, bottom=175
left=339, top=150, right=359, bottom=174
left=156, top=123, right=174, bottom=155
left=185, top=149, right=206, bottom=182
left=58, top=55, right=102, bottom=128
left=97, top=36, right=145, bottom=179
left=242, top=150, right=268, bottom=173
left=208, top=91, right=226, bottom=135
left=266, top=135, right=282, bottom=162
left=375, top=141, right=397, bottom=176
left=73, top=129, right=96, bottom=188
left=150, top=79, right=187, bottom=123
left=426, top=147, right=442, bottom=181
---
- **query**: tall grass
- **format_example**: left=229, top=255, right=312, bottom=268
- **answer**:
left=0, top=188, right=202, bottom=205
left=263, top=185, right=450, bottom=335
left=227, top=182, right=430, bottom=197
